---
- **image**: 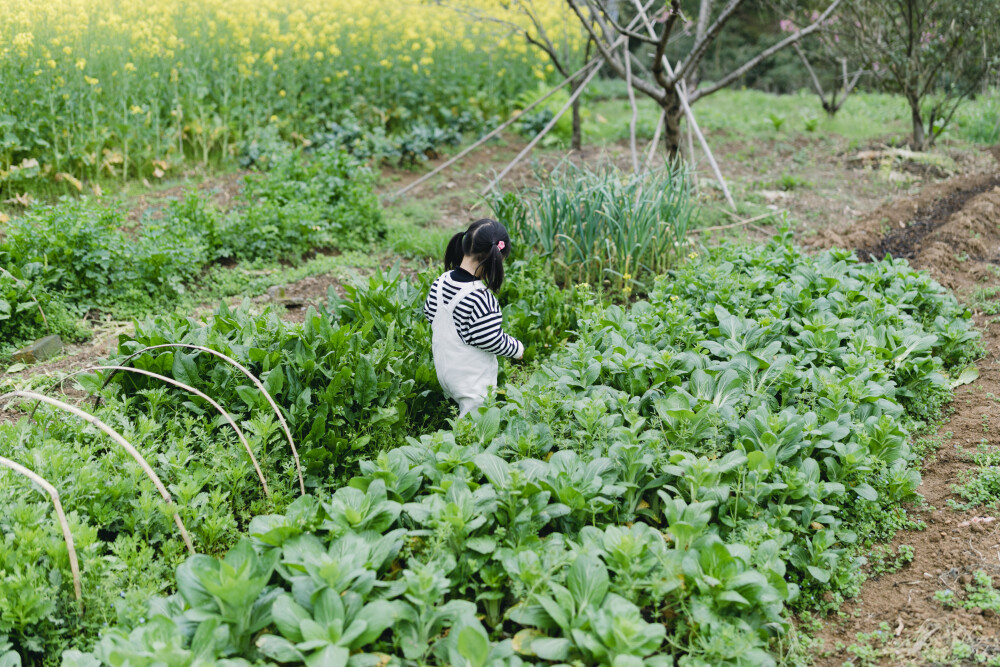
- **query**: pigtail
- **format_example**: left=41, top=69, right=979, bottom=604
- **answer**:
left=479, top=244, right=505, bottom=292
left=444, top=232, right=465, bottom=270
left=445, top=217, right=511, bottom=292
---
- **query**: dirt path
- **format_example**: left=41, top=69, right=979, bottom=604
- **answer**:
left=809, top=170, right=1000, bottom=665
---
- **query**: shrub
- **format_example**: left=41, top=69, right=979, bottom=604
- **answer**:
left=235, top=147, right=384, bottom=256
left=1, top=200, right=205, bottom=312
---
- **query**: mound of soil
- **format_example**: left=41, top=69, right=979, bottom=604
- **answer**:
left=815, top=170, right=1000, bottom=292
left=811, top=167, right=1000, bottom=664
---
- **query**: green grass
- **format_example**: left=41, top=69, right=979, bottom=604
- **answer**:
left=383, top=198, right=463, bottom=260
left=582, top=87, right=1000, bottom=147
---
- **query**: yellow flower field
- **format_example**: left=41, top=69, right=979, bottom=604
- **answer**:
left=0, top=0, right=585, bottom=193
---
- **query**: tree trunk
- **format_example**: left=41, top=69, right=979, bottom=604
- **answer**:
left=909, top=97, right=925, bottom=150
left=660, top=91, right=683, bottom=159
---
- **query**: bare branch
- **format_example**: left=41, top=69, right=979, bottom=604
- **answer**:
left=590, top=0, right=660, bottom=43
left=691, top=0, right=844, bottom=102
left=567, top=0, right=665, bottom=100
left=673, top=0, right=745, bottom=85
left=653, top=0, right=683, bottom=90
left=794, top=42, right=827, bottom=100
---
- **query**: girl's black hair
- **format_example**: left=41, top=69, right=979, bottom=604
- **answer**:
left=444, top=218, right=512, bottom=292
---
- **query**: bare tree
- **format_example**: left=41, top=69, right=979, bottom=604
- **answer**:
left=834, top=0, right=999, bottom=149
left=564, top=0, right=843, bottom=155
left=443, top=1, right=594, bottom=149
left=792, top=42, right=862, bottom=117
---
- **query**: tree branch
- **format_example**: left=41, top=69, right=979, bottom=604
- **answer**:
left=590, top=0, right=660, bottom=43
left=672, top=0, right=745, bottom=85
left=653, top=0, right=683, bottom=90
left=794, top=42, right=827, bottom=100
left=567, top=0, right=666, bottom=101
left=690, top=0, right=844, bottom=102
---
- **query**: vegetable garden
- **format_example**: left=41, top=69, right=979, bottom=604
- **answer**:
left=1, top=0, right=998, bottom=665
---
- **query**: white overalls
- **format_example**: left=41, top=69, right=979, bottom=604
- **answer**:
left=431, top=280, right=498, bottom=418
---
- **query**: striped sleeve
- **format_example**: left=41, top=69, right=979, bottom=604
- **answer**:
left=423, top=278, right=439, bottom=324
left=453, top=288, right=524, bottom=359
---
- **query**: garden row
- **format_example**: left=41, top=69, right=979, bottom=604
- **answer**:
left=0, top=144, right=384, bottom=360
left=1, top=214, right=978, bottom=663
left=0, top=250, right=592, bottom=662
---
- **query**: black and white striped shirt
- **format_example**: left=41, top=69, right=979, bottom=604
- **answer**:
left=424, top=269, right=524, bottom=359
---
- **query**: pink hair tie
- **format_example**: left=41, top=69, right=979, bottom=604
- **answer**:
left=497, top=241, right=506, bottom=251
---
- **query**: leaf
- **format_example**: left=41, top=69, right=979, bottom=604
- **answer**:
left=465, top=536, right=496, bottom=554
left=4, top=363, right=26, bottom=374
left=264, top=365, right=285, bottom=396
left=270, top=594, right=311, bottom=642
left=171, top=352, right=200, bottom=387
left=457, top=625, right=491, bottom=667
left=806, top=566, right=831, bottom=583
left=354, top=356, right=377, bottom=406
left=852, top=483, right=878, bottom=501
left=474, top=453, right=511, bottom=488
left=567, top=554, right=609, bottom=609
left=55, top=172, right=83, bottom=191
left=531, top=637, right=573, bottom=661
left=511, top=629, right=545, bottom=656
left=950, top=366, right=978, bottom=388
left=255, top=635, right=304, bottom=662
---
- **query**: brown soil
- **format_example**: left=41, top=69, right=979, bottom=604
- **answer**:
left=124, top=170, right=245, bottom=223
left=808, top=166, right=1000, bottom=665
left=257, top=272, right=346, bottom=324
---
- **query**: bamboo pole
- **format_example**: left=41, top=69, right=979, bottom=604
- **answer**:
left=0, top=456, right=82, bottom=608
left=3, top=391, right=195, bottom=554
left=480, top=62, right=602, bottom=195
left=645, top=110, right=665, bottom=169
left=82, top=366, right=270, bottom=498
left=624, top=46, right=640, bottom=174
left=391, top=57, right=598, bottom=200
left=97, top=344, right=305, bottom=495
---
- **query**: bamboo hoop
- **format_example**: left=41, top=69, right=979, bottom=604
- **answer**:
left=2, top=391, right=195, bottom=554
left=78, top=366, right=270, bottom=498
left=0, top=456, right=82, bottom=607
left=97, top=344, right=304, bottom=495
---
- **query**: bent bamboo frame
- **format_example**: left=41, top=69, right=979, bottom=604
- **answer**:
left=2, top=391, right=195, bottom=554
left=101, top=344, right=305, bottom=494
left=81, top=366, right=270, bottom=498
left=0, top=456, right=82, bottom=607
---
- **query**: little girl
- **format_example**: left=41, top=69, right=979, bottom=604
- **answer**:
left=423, top=218, right=525, bottom=417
